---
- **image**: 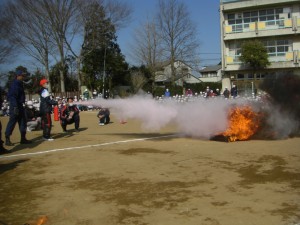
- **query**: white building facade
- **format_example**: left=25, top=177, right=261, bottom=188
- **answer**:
left=220, top=0, right=300, bottom=95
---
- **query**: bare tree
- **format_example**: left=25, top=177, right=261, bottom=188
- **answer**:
left=1, top=0, right=132, bottom=93
left=1, top=0, right=81, bottom=93
left=130, top=70, right=148, bottom=94
left=0, top=7, right=16, bottom=65
left=2, top=0, right=55, bottom=90
left=103, top=0, right=133, bottom=30
left=130, top=18, right=163, bottom=91
left=41, top=0, right=82, bottom=93
left=157, top=0, right=199, bottom=85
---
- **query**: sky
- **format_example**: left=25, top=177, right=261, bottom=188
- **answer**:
left=0, top=0, right=221, bottom=73
left=118, top=0, right=221, bottom=67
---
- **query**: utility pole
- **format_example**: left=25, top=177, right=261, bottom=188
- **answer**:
left=102, top=47, right=107, bottom=98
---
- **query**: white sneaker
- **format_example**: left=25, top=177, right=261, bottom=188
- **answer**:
left=99, top=123, right=105, bottom=126
left=43, top=137, right=54, bottom=141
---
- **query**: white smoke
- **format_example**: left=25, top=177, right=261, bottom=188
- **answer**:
left=263, top=103, right=299, bottom=139
left=81, top=96, right=253, bottom=139
left=80, top=95, right=300, bottom=139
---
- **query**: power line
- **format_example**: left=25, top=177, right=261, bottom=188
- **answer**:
left=200, top=58, right=221, bottom=61
left=199, top=53, right=221, bottom=55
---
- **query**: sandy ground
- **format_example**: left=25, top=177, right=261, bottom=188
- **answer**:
left=0, top=111, right=300, bottom=225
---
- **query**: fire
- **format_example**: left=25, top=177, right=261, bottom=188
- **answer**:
left=36, top=216, right=48, bottom=225
left=222, top=106, right=261, bottom=142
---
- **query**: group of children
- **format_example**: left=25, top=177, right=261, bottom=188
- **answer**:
left=40, top=79, right=111, bottom=140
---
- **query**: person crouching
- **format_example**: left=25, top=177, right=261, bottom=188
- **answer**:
left=60, top=97, right=80, bottom=132
left=97, top=107, right=110, bottom=125
left=25, top=100, right=41, bottom=131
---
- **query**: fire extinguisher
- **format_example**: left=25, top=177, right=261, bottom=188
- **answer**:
left=54, top=105, right=59, bottom=121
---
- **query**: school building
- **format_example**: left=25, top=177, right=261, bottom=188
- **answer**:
left=220, top=0, right=300, bottom=96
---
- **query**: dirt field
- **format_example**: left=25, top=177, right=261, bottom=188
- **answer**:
left=0, top=111, right=300, bottom=225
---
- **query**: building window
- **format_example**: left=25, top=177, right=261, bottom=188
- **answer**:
left=263, top=39, right=292, bottom=57
left=229, top=41, right=241, bottom=57
left=256, top=73, right=266, bottom=80
left=227, top=7, right=288, bottom=32
left=247, top=74, right=254, bottom=79
left=229, top=39, right=292, bottom=60
left=237, top=74, right=244, bottom=79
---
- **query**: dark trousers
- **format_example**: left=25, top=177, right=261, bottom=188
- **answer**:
left=41, top=113, right=52, bottom=139
left=5, top=110, right=26, bottom=138
left=61, top=114, right=80, bottom=130
left=0, top=120, right=3, bottom=145
left=99, top=115, right=110, bottom=124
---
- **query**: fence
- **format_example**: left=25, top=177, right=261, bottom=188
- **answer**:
left=25, top=91, right=82, bottom=101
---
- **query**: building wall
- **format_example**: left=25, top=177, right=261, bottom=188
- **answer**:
left=199, top=70, right=222, bottom=82
left=220, top=0, right=300, bottom=95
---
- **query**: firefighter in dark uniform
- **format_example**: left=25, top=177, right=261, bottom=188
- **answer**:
left=5, top=70, right=32, bottom=146
left=0, top=87, right=9, bottom=154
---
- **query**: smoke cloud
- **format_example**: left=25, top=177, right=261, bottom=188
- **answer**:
left=80, top=72, right=300, bottom=140
left=259, top=72, right=300, bottom=139
left=82, top=96, right=255, bottom=139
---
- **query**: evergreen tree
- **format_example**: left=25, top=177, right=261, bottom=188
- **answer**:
left=81, top=2, right=129, bottom=92
left=240, top=40, right=270, bottom=70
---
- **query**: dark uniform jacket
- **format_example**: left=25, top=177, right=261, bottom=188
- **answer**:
left=60, top=104, right=79, bottom=120
left=39, top=88, right=57, bottom=114
left=7, top=79, right=25, bottom=111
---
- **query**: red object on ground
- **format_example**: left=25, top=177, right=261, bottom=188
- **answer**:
left=54, top=106, right=59, bottom=121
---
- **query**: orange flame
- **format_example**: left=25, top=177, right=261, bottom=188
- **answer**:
left=35, top=216, right=48, bottom=225
left=222, top=106, right=261, bottom=142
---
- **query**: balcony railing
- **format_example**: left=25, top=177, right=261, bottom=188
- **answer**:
left=226, top=51, right=299, bottom=65
left=225, top=18, right=295, bottom=34
left=221, top=0, right=248, bottom=3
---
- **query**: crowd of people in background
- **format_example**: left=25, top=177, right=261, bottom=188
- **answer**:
left=158, top=85, right=254, bottom=103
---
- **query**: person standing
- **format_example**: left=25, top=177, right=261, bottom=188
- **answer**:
left=92, top=89, right=98, bottom=99
left=39, top=79, right=58, bottom=141
left=223, top=87, right=230, bottom=99
left=0, top=87, right=9, bottom=154
left=83, top=89, right=90, bottom=100
left=164, top=88, right=171, bottom=98
left=5, top=70, right=32, bottom=146
left=231, top=84, right=238, bottom=98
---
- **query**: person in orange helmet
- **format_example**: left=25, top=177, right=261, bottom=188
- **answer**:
left=39, top=79, right=57, bottom=141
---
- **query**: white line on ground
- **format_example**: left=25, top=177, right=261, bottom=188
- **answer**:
left=0, top=134, right=177, bottom=160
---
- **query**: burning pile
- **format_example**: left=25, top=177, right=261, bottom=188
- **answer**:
left=24, top=215, right=48, bottom=225
left=222, top=105, right=261, bottom=142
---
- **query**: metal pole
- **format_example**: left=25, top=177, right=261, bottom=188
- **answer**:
left=102, top=47, right=106, bottom=98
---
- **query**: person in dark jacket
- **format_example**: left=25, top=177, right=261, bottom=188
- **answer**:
left=0, top=87, right=10, bottom=154
left=5, top=70, right=32, bottom=146
left=231, top=84, right=238, bottom=98
left=60, top=97, right=80, bottom=132
left=97, top=107, right=110, bottom=125
left=39, top=79, right=57, bottom=141
left=223, top=87, right=230, bottom=99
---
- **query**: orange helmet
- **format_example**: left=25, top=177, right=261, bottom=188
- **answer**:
left=40, top=79, right=48, bottom=86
